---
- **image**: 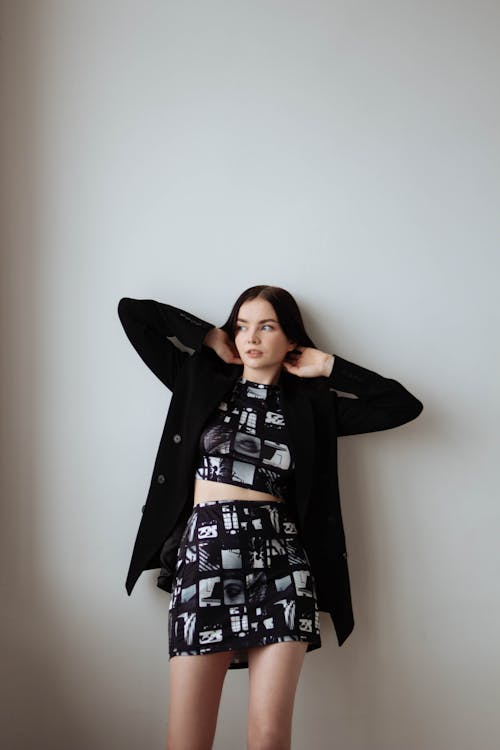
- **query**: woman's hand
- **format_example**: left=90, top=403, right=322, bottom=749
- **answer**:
left=203, top=327, right=243, bottom=364
left=282, top=347, right=334, bottom=378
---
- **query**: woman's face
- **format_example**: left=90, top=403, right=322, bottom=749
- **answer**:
left=233, top=297, right=296, bottom=376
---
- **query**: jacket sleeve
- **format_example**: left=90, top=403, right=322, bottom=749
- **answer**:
left=327, top=354, right=423, bottom=437
left=117, top=297, right=216, bottom=390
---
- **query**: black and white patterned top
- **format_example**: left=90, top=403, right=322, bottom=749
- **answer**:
left=194, top=375, right=295, bottom=500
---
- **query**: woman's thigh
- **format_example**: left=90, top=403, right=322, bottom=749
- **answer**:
left=166, top=650, right=234, bottom=750
left=246, top=641, right=308, bottom=750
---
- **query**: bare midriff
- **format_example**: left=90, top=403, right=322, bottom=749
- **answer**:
left=193, top=478, right=285, bottom=506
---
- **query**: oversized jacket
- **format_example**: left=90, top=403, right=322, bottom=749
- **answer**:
left=117, top=297, right=423, bottom=647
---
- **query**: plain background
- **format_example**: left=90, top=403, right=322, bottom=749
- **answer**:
left=1, top=2, right=499, bottom=749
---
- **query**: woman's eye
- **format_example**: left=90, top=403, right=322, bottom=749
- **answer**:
left=236, top=324, right=274, bottom=332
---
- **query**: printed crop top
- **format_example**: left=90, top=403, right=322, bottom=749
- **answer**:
left=194, top=375, right=295, bottom=500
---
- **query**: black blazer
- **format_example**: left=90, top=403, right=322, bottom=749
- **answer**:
left=117, top=297, right=423, bottom=647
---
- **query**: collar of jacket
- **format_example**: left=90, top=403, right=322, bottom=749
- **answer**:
left=191, top=349, right=316, bottom=530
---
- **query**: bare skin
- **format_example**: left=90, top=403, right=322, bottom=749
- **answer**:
left=166, top=297, right=331, bottom=750
left=166, top=651, right=234, bottom=750
left=166, top=642, right=308, bottom=750
left=193, top=478, right=286, bottom=505
left=246, top=641, right=308, bottom=750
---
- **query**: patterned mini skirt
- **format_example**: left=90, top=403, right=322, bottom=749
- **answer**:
left=168, top=498, right=322, bottom=669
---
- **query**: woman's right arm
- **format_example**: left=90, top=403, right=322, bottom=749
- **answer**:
left=117, top=297, right=216, bottom=390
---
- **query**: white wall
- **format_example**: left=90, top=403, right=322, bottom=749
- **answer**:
left=1, top=2, right=499, bottom=748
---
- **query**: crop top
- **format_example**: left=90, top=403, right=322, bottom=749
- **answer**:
left=194, top=375, right=295, bottom=500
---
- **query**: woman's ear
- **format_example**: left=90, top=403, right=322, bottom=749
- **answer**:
left=284, top=342, right=298, bottom=362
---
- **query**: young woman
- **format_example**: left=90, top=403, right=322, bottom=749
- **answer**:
left=117, top=285, right=423, bottom=750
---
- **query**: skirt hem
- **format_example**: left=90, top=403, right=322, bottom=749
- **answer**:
left=169, top=635, right=322, bottom=670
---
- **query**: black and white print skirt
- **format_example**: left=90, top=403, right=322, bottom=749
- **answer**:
left=168, top=499, right=322, bottom=670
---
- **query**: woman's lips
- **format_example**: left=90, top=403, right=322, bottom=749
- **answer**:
left=246, top=350, right=262, bottom=357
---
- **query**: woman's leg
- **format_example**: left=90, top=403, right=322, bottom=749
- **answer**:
left=166, top=650, right=234, bottom=750
left=246, top=641, right=308, bottom=750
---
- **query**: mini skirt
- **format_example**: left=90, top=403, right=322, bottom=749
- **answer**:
left=168, top=498, right=322, bottom=669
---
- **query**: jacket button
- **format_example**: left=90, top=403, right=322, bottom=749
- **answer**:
left=173, top=433, right=182, bottom=444
left=141, top=505, right=146, bottom=513
left=157, top=474, right=166, bottom=484
left=342, top=551, right=348, bottom=559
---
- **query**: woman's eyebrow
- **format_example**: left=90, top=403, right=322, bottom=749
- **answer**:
left=236, top=318, right=278, bottom=323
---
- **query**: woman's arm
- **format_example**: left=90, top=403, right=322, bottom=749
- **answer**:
left=117, top=297, right=216, bottom=390
left=283, top=347, right=423, bottom=436
left=327, top=353, right=423, bottom=436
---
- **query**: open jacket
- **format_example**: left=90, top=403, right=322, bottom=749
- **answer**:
left=117, top=296, right=423, bottom=647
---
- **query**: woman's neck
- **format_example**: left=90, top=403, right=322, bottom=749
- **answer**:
left=240, top=366, right=282, bottom=387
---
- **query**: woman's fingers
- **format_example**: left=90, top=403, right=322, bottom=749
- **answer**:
left=225, top=348, right=242, bottom=363
left=203, top=329, right=243, bottom=364
left=282, top=347, right=330, bottom=377
left=222, top=344, right=242, bottom=364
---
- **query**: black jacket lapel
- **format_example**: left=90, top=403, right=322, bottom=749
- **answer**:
left=280, top=379, right=315, bottom=530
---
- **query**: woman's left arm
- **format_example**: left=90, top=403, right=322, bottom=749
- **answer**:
left=283, top=348, right=423, bottom=437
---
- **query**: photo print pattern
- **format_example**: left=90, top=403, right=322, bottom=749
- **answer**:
left=168, top=499, right=322, bottom=669
left=194, top=376, right=295, bottom=499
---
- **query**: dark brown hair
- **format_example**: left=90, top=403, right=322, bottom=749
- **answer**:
left=220, top=285, right=317, bottom=351
left=220, top=285, right=331, bottom=393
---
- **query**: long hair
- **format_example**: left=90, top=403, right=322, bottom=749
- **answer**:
left=221, top=284, right=328, bottom=391
left=220, top=285, right=327, bottom=390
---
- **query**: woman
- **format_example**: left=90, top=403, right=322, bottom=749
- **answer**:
left=117, top=285, right=423, bottom=750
